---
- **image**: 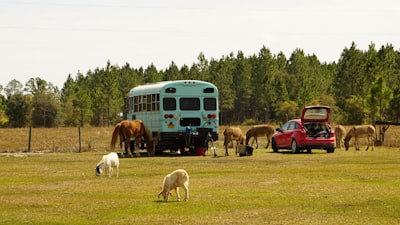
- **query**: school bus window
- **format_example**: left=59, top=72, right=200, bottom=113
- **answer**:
left=147, top=95, right=152, bottom=103
left=133, top=96, right=139, bottom=112
left=165, top=87, right=176, bottom=93
left=203, top=88, right=214, bottom=93
left=204, top=98, right=216, bottom=110
left=128, top=97, right=133, bottom=111
left=151, top=94, right=158, bottom=111
left=163, top=98, right=176, bottom=110
left=146, top=94, right=151, bottom=111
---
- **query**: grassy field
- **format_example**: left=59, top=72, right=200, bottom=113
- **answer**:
left=0, top=147, right=399, bottom=225
left=0, top=125, right=400, bottom=224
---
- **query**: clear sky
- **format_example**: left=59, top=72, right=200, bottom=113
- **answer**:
left=1, top=0, right=399, bottom=89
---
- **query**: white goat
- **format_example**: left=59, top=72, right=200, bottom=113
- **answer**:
left=95, top=152, right=119, bottom=177
left=158, top=169, right=189, bottom=202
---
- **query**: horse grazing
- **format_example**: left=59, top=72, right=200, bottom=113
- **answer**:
left=344, top=125, right=375, bottom=151
left=245, top=124, right=275, bottom=149
left=110, top=120, right=154, bottom=157
left=334, top=125, right=346, bottom=148
left=223, top=126, right=245, bottom=156
left=95, top=152, right=119, bottom=177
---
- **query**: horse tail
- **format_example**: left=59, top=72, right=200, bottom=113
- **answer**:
left=140, top=121, right=154, bottom=155
left=110, top=123, right=121, bottom=150
left=223, top=136, right=229, bottom=146
left=223, top=128, right=230, bottom=146
left=142, top=122, right=153, bottom=142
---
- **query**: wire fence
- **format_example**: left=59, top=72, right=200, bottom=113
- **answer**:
left=1, top=125, right=400, bottom=153
left=0, top=127, right=114, bottom=153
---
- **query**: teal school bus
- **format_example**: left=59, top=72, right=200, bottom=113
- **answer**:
left=126, top=80, right=219, bottom=155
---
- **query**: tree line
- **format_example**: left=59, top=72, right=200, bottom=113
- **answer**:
left=0, top=42, right=399, bottom=128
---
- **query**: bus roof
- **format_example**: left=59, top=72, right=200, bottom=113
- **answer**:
left=129, top=80, right=217, bottom=95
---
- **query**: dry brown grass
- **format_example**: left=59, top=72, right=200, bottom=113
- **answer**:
left=1, top=124, right=400, bottom=153
left=0, top=127, right=113, bottom=153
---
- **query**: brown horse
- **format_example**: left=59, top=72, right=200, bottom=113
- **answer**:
left=111, top=120, right=154, bottom=156
left=334, top=125, right=346, bottom=149
left=344, top=125, right=375, bottom=151
left=245, top=124, right=275, bottom=149
left=223, top=126, right=245, bottom=156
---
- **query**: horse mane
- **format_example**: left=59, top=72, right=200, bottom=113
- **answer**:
left=110, top=122, right=122, bottom=150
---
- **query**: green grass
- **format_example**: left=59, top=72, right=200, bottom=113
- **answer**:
left=0, top=148, right=400, bottom=225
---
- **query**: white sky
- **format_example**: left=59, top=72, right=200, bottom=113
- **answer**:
left=1, top=0, right=399, bottom=89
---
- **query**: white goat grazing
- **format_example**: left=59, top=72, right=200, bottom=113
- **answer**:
left=95, top=152, right=119, bottom=177
left=158, top=169, right=189, bottom=202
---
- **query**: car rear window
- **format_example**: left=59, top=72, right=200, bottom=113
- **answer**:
left=303, top=108, right=328, bottom=120
left=304, top=122, right=327, bottom=131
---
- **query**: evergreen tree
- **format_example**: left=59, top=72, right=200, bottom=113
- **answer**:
left=367, top=76, right=392, bottom=122
left=164, top=61, right=183, bottom=81
left=209, top=56, right=235, bottom=124
left=334, top=42, right=366, bottom=109
left=5, top=92, right=30, bottom=127
left=232, top=51, right=252, bottom=122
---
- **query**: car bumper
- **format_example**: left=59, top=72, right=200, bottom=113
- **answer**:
left=297, top=136, right=336, bottom=149
left=298, top=142, right=335, bottom=149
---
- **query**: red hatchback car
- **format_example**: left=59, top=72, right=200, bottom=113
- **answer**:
left=271, top=105, right=336, bottom=153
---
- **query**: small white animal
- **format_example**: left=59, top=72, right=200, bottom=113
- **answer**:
left=158, top=169, right=189, bottom=202
left=95, top=152, right=119, bottom=177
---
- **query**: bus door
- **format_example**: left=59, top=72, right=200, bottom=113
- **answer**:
left=178, top=97, right=202, bottom=131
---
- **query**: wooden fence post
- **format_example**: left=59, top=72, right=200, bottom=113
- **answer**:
left=28, top=126, right=32, bottom=152
left=78, top=126, right=82, bottom=153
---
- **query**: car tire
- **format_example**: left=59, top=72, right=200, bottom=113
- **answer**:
left=326, top=148, right=335, bottom=153
left=272, top=139, right=278, bottom=153
left=291, top=139, right=299, bottom=154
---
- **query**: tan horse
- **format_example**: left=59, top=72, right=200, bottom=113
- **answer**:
left=245, top=124, right=275, bottom=149
left=344, top=125, right=375, bottom=151
left=111, top=120, right=154, bottom=156
left=223, top=126, right=245, bottom=156
left=334, top=125, right=346, bottom=149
